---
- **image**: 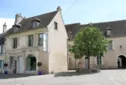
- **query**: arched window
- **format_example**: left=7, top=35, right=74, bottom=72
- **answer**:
left=26, top=55, right=36, bottom=71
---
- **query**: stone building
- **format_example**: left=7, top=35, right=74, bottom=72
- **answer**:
left=5, top=7, right=68, bottom=74
left=66, top=20, right=126, bottom=69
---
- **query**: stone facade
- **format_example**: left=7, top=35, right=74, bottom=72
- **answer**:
left=68, top=36, right=126, bottom=70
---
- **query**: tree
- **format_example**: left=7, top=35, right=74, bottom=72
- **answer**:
left=69, top=26, right=108, bottom=69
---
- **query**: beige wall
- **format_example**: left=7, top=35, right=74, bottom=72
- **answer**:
left=48, top=10, right=68, bottom=73
left=68, top=37, right=126, bottom=69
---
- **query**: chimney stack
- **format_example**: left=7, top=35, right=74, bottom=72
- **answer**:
left=14, top=13, right=23, bottom=25
left=57, top=6, right=61, bottom=11
left=3, top=23, right=7, bottom=33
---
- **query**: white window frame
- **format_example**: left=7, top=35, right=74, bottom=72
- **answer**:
left=97, top=56, right=103, bottom=66
left=33, top=21, right=40, bottom=28
left=43, top=33, right=48, bottom=51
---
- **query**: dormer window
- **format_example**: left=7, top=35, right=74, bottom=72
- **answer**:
left=13, top=27, right=18, bottom=32
left=106, top=30, right=111, bottom=36
left=13, top=24, right=21, bottom=32
left=33, top=21, right=40, bottom=28
left=32, top=18, right=40, bottom=28
left=106, top=27, right=112, bottom=37
left=68, top=31, right=72, bottom=40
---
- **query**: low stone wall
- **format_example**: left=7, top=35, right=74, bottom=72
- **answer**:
left=55, top=69, right=100, bottom=77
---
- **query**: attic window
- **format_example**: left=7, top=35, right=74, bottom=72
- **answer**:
left=32, top=18, right=40, bottom=28
left=33, top=21, right=40, bottom=28
left=68, top=31, right=72, bottom=40
left=54, top=22, right=58, bottom=30
left=106, top=27, right=112, bottom=37
left=13, top=24, right=21, bottom=32
left=13, top=27, right=18, bottom=32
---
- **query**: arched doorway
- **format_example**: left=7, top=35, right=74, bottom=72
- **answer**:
left=26, top=54, right=36, bottom=71
left=118, top=55, right=126, bottom=68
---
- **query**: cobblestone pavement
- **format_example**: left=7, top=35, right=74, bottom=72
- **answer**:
left=0, top=70, right=126, bottom=85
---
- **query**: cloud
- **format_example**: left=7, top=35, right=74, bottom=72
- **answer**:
left=0, top=18, right=14, bottom=33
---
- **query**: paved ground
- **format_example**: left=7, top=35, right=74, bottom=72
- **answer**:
left=0, top=70, right=126, bottom=85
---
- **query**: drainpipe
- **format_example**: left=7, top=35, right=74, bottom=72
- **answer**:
left=67, top=39, right=69, bottom=71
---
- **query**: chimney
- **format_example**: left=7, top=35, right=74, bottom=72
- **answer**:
left=57, top=6, right=62, bottom=11
left=3, top=23, right=7, bottom=33
left=14, top=13, right=23, bottom=25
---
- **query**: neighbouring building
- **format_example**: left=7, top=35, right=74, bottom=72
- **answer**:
left=5, top=6, right=68, bottom=74
left=66, top=20, right=126, bottom=69
left=0, top=23, right=6, bottom=73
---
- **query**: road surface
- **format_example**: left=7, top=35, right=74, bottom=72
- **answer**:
left=0, top=70, right=126, bottom=85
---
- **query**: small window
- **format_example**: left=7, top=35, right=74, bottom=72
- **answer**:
left=105, top=27, right=112, bottom=37
left=28, top=35, right=33, bottom=47
left=13, top=27, right=18, bottom=32
left=13, top=38, right=18, bottom=48
left=33, top=21, right=40, bottom=28
left=54, top=22, right=58, bottom=30
left=38, top=33, right=43, bottom=46
left=0, top=46, right=3, bottom=54
left=97, top=56, right=102, bottom=65
left=106, top=30, right=111, bottom=36
left=68, top=31, right=72, bottom=39
left=9, top=56, right=14, bottom=68
left=43, top=33, right=48, bottom=51
left=108, top=40, right=113, bottom=50
left=0, top=60, right=4, bottom=69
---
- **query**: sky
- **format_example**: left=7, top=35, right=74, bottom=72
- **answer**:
left=0, top=0, right=126, bottom=33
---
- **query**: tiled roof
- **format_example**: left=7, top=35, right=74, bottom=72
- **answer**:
left=0, top=34, right=5, bottom=45
left=65, top=23, right=81, bottom=40
left=66, top=20, right=126, bottom=39
left=6, top=11, right=58, bottom=35
left=81, top=20, right=126, bottom=38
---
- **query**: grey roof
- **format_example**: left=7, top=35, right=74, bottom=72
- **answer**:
left=66, top=20, right=126, bottom=39
left=65, top=23, right=81, bottom=40
left=6, top=11, right=58, bottom=35
left=0, top=34, right=5, bottom=45
left=81, top=20, right=126, bottom=38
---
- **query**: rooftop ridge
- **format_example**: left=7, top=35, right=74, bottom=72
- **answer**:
left=65, top=23, right=80, bottom=26
left=81, top=19, right=126, bottom=26
left=25, top=11, right=57, bottom=19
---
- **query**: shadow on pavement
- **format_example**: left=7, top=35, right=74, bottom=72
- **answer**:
left=0, top=73, right=37, bottom=79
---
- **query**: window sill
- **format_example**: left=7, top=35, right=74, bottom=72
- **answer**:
left=97, top=65, right=103, bottom=66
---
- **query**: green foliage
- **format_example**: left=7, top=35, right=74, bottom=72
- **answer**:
left=70, top=26, right=108, bottom=59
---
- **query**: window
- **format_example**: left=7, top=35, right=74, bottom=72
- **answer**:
left=106, top=30, right=111, bottom=36
left=97, top=56, right=102, bottom=65
left=9, top=56, right=14, bottom=68
left=0, top=46, right=3, bottom=54
left=43, top=33, right=48, bottom=51
left=33, top=21, right=40, bottom=28
left=108, top=40, right=112, bottom=50
left=0, top=60, right=4, bottom=69
left=13, top=38, right=18, bottom=48
left=54, top=22, right=58, bottom=30
left=38, top=33, right=43, bottom=46
left=13, top=27, right=18, bottom=32
left=105, top=27, right=112, bottom=37
left=28, top=35, right=33, bottom=47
